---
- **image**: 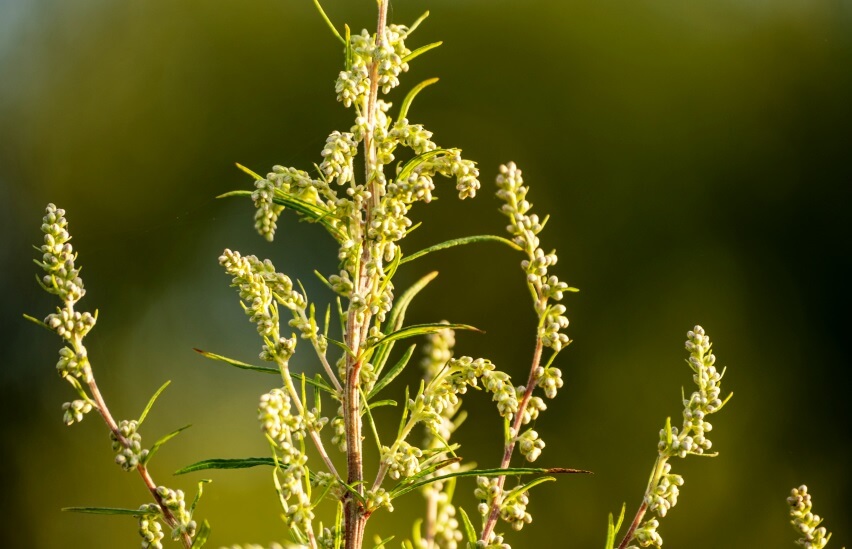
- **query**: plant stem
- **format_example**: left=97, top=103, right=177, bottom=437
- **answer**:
left=84, top=363, right=193, bottom=548
left=342, top=3, right=388, bottom=547
left=479, top=335, right=545, bottom=543
left=616, top=455, right=667, bottom=549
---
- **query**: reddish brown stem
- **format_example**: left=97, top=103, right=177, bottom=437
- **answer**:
left=86, top=374, right=193, bottom=548
left=616, top=500, right=648, bottom=549
left=479, top=336, right=544, bottom=542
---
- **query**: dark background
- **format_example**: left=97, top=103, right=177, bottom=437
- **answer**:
left=1, top=0, right=850, bottom=547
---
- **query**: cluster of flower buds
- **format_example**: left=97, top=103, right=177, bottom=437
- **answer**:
left=220, top=250, right=314, bottom=360
left=499, top=490, right=532, bottom=531
left=516, top=429, right=545, bottom=463
left=381, top=440, right=423, bottom=480
left=534, top=366, right=564, bottom=400
left=495, top=162, right=574, bottom=358
left=644, top=462, right=683, bottom=518
left=627, top=518, right=663, bottom=548
left=658, top=326, right=726, bottom=459
left=61, top=399, right=93, bottom=425
left=259, top=389, right=309, bottom=466
left=137, top=503, right=165, bottom=549
left=55, top=345, right=89, bottom=380
left=155, top=486, right=197, bottom=541
left=366, top=488, right=394, bottom=513
left=628, top=326, right=731, bottom=548
left=37, top=204, right=86, bottom=304
left=111, top=419, right=149, bottom=471
left=788, top=485, right=833, bottom=549
left=475, top=477, right=503, bottom=518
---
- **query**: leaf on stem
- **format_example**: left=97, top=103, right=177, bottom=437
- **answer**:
left=193, top=349, right=335, bottom=394
left=311, top=0, right=345, bottom=44
left=143, top=424, right=191, bottom=464
left=22, top=313, right=52, bottom=332
left=367, top=323, right=482, bottom=353
left=398, top=78, right=439, bottom=123
left=369, top=344, right=416, bottom=399
left=458, top=507, right=478, bottom=549
left=604, top=503, right=626, bottom=549
left=235, top=163, right=263, bottom=180
left=402, top=41, right=443, bottom=64
left=390, top=466, right=590, bottom=498
left=62, top=507, right=147, bottom=516
left=174, top=457, right=276, bottom=475
left=372, top=271, right=438, bottom=375
left=137, top=380, right=171, bottom=426
left=191, top=520, right=212, bottom=548
left=400, top=235, right=522, bottom=265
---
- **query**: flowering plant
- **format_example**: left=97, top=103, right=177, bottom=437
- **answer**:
left=26, top=2, right=843, bottom=549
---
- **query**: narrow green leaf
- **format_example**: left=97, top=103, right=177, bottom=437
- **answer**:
left=22, top=313, right=52, bottom=332
left=458, top=507, right=477, bottom=549
left=194, top=348, right=278, bottom=374
left=143, top=424, right=191, bottom=464
left=191, top=520, right=212, bottom=548
left=402, top=41, right=443, bottom=64
left=368, top=323, right=482, bottom=352
left=373, top=535, right=394, bottom=548
left=604, top=503, right=626, bottom=549
left=408, top=10, right=430, bottom=34
left=412, top=518, right=423, bottom=548
left=390, top=466, right=589, bottom=499
left=189, top=479, right=212, bottom=515
left=217, top=189, right=345, bottom=242
left=372, top=272, right=438, bottom=375
left=62, top=507, right=146, bottom=516
left=400, top=235, right=522, bottom=265
left=327, top=337, right=356, bottom=358
left=395, top=457, right=463, bottom=489
left=360, top=386, right=383, bottom=455
left=397, top=149, right=453, bottom=182
left=368, top=399, right=397, bottom=410
left=369, top=344, right=416, bottom=399
left=235, top=162, right=263, bottom=180
left=340, top=481, right=367, bottom=507
left=503, top=476, right=556, bottom=501
left=137, top=380, right=171, bottom=426
left=311, top=0, right=345, bottom=44
left=193, top=349, right=334, bottom=393
left=334, top=501, right=343, bottom=549
left=174, top=457, right=276, bottom=476
left=398, top=78, right=439, bottom=123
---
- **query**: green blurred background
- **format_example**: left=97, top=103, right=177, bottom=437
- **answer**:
left=1, top=0, right=850, bottom=547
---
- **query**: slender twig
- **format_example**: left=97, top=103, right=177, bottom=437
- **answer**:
left=84, top=364, right=193, bottom=548
left=479, top=334, right=545, bottom=542
left=616, top=455, right=666, bottom=549
left=279, top=363, right=342, bottom=482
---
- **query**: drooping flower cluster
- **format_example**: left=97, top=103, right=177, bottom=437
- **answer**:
left=413, top=356, right=518, bottom=434
left=219, top=250, right=320, bottom=362
left=788, top=485, right=835, bottom=549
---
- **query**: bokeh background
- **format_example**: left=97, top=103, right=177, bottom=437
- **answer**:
left=1, top=0, right=850, bottom=547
